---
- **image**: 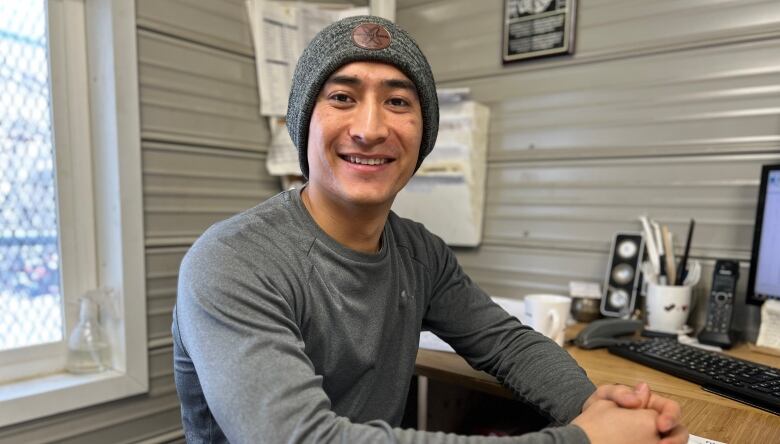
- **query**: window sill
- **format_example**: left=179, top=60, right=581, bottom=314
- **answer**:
left=0, top=370, right=147, bottom=427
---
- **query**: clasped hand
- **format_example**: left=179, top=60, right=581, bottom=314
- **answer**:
left=572, top=382, right=688, bottom=444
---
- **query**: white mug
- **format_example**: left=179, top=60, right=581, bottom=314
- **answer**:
left=645, top=283, right=692, bottom=334
left=523, top=294, right=572, bottom=346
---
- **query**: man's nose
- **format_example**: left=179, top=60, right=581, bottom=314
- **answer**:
left=349, top=99, right=389, bottom=147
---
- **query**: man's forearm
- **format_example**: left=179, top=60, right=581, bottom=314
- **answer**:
left=478, top=327, right=596, bottom=425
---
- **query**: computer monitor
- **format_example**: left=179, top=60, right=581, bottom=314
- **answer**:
left=747, top=163, right=780, bottom=304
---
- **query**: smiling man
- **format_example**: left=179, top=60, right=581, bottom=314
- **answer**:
left=172, top=16, right=687, bottom=444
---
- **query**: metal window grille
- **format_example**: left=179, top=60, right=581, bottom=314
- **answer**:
left=0, top=0, right=63, bottom=351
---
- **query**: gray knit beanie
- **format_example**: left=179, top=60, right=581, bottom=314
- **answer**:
left=286, top=15, right=439, bottom=178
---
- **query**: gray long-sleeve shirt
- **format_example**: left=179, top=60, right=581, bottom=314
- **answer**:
left=172, top=187, right=596, bottom=443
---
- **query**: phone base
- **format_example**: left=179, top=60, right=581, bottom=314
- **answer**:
left=698, top=331, right=733, bottom=349
left=641, top=328, right=677, bottom=339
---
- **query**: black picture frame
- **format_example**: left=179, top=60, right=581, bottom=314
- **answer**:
left=502, top=0, right=577, bottom=64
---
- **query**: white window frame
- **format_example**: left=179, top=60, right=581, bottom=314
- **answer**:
left=0, top=0, right=147, bottom=427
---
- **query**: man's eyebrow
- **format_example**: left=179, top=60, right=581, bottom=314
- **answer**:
left=326, top=75, right=361, bottom=86
left=383, top=78, right=417, bottom=93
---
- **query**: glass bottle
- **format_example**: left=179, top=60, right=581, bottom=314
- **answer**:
left=65, top=296, right=111, bottom=374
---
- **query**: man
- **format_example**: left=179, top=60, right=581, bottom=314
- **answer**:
left=173, top=16, right=688, bottom=444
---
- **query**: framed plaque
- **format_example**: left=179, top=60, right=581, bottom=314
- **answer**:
left=502, top=0, right=577, bottom=63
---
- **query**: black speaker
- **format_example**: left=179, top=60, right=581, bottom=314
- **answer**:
left=601, top=232, right=645, bottom=318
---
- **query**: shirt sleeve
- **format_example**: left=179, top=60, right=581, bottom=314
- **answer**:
left=421, top=234, right=597, bottom=426
left=175, top=236, right=591, bottom=444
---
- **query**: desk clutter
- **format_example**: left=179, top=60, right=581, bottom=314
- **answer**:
left=416, top=170, right=780, bottom=441
left=599, top=214, right=757, bottom=352
left=588, top=214, right=780, bottom=414
left=600, top=217, right=701, bottom=323
left=419, top=292, right=780, bottom=418
left=420, top=181, right=780, bottom=419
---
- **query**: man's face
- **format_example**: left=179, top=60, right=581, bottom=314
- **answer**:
left=306, top=61, right=423, bottom=209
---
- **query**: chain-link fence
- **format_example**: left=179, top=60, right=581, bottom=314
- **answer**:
left=1, top=0, right=63, bottom=351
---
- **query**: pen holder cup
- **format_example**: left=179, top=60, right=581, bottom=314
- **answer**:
left=645, top=283, right=692, bottom=334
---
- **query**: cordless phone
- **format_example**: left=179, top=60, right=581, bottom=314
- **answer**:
left=698, top=260, right=739, bottom=349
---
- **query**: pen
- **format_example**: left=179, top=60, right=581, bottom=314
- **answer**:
left=651, top=220, right=666, bottom=281
left=661, top=225, right=677, bottom=286
left=676, top=219, right=695, bottom=285
left=639, top=216, right=661, bottom=275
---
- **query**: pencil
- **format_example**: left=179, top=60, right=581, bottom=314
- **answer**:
left=676, top=219, right=695, bottom=285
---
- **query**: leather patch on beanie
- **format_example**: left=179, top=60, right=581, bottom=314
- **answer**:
left=351, top=23, right=391, bottom=50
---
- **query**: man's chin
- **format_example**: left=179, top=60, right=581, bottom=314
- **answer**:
left=338, top=188, right=397, bottom=209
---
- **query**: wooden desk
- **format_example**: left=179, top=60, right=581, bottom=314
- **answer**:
left=415, top=330, right=780, bottom=444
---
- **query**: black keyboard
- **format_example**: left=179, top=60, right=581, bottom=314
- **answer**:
left=608, top=338, right=780, bottom=415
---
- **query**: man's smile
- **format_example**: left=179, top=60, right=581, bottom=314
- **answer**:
left=338, top=154, right=396, bottom=167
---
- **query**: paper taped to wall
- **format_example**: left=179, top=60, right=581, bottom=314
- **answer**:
left=246, top=1, right=297, bottom=116
left=266, top=118, right=300, bottom=176
left=393, top=99, right=490, bottom=246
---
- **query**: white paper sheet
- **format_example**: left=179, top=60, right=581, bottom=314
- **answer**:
left=757, top=299, right=780, bottom=350
left=266, top=118, right=300, bottom=176
left=393, top=100, right=489, bottom=246
left=419, top=331, right=455, bottom=353
left=246, top=1, right=298, bottom=116
left=687, top=434, right=725, bottom=444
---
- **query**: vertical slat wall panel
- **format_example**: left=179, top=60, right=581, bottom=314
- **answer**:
left=470, top=39, right=780, bottom=161
left=137, top=0, right=254, bottom=56
left=482, top=154, right=779, bottom=259
left=137, top=30, right=268, bottom=151
left=142, top=143, right=279, bottom=248
left=398, top=0, right=780, bottom=341
left=145, top=247, right=188, bottom=348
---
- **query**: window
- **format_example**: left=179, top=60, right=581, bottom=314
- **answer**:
left=0, top=0, right=147, bottom=427
left=1, top=0, right=64, bottom=351
left=1, top=0, right=92, bottom=383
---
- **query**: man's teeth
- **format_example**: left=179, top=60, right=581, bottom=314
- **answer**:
left=347, top=156, right=388, bottom=166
